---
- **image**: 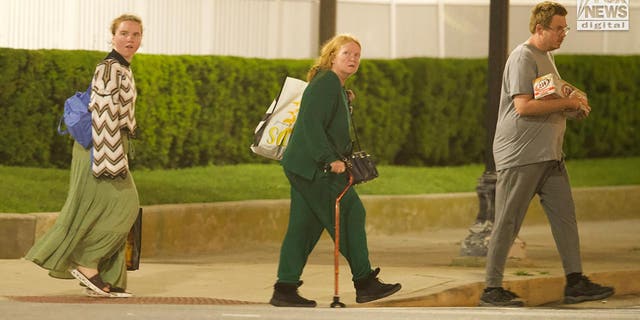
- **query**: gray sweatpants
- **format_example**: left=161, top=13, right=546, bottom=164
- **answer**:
left=485, top=160, right=583, bottom=287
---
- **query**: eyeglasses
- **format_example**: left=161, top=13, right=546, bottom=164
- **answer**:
left=545, top=25, right=570, bottom=35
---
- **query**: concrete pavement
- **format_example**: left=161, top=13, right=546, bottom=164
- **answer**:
left=2, top=218, right=639, bottom=308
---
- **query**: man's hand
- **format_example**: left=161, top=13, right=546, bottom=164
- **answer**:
left=569, top=91, right=591, bottom=118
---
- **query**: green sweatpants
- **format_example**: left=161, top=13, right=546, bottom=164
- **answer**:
left=276, top=169, right=372, bottom=284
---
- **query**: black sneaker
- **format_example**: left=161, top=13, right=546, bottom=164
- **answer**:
left=269, top=281, right=316, bottom=307
left=564, top=275, right=614, bottom=304
left=354, top=268, right=402, bottom=303
left=479, top=287, right=524, bottom=307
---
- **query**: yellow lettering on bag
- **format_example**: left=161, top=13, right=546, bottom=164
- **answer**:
left=266, top=105, right=299, bottom=146
left=267, top=127, right=279, bottom=145
left=277, top=127, right=292, bottom=146
left=266, top=125, right=294, bottom=147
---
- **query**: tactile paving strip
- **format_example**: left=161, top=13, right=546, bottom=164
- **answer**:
left=7, top=296, right=264, bottom=305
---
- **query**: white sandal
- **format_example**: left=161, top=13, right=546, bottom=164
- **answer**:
left=108, top=287, right=133, bottom=298
left=70, top=269, right=110, bottom=297
left=84, top=288, right=133, bottom=298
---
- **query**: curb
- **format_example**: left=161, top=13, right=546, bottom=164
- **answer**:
left=1, top=185, right=638, bottom=259
left=0, top=213, right=35, bottom=258
left=369, top=270, right=640, bottom=307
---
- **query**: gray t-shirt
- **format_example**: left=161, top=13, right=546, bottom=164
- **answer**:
left=492, top=43, right=567, bottom=171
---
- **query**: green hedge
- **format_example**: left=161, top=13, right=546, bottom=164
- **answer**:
left=0, top=48, right=637, bottom=169
left=556, top=55, right=640, bottom=158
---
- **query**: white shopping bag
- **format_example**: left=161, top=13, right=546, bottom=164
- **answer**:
left=250, top=76, right=308, bottom=160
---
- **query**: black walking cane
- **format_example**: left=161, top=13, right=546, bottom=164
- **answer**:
left=330, top=172, right=354, bottom=308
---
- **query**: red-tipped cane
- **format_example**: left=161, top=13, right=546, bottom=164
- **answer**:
left=330, top=172, right=354, bottom=308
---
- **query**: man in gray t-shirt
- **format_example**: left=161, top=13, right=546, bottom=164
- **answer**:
left=493, top=44, right=566, bottom=171
left=479, top=1, right=614, bottom=307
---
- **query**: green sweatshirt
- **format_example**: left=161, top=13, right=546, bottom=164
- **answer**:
left=281, top=70, right=352, bottom=180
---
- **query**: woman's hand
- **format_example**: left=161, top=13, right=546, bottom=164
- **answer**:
left=346, top=89, right=355, bottom=104
left=330, top=160, right=347, bottom=174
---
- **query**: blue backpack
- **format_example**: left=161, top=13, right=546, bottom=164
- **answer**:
left=57, top=85, right=92, bottom=149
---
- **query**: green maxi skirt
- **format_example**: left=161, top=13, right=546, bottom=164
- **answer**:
left=25, top=137, right=139, bottom=289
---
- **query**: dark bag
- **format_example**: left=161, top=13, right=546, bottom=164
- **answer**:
left=342, top=95, right=378, bottom=185
left=346, top=151, right=378, bottom=185
left=326, top=89, right=379, bottom=185
left=125, top=208, right=142, bottom=271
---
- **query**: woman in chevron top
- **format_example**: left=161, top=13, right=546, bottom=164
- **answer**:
left=26, top=14, right=143, bottom=298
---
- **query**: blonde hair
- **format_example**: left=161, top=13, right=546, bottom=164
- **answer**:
left=111, top=14, right=143, bottom=35
left=307, top=34, right=361, bottom=82
left=529, top=1, right=567, bottom=34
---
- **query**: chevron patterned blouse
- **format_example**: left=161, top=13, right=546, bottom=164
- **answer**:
left=89, top=50, right=137, bottom=179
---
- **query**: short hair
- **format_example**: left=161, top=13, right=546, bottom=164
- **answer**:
left=529, top=1, right=567, bottom=34
left=307, top=34, right=361, bottom=82
left=111, top=14, right=143, bottom=36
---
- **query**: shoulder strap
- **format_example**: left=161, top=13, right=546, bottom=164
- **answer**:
left=348, top=107, right=362, bottom=152
left=327, top=89, right=363, bottom=159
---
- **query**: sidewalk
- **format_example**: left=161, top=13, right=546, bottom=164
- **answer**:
left=2, top=219, right=639, bottom=308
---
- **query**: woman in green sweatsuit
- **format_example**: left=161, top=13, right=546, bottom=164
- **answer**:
left=269, top=34, right=401, bottom=308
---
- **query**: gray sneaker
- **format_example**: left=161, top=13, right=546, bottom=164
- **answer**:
left=479, top=287, right=524, bottom=307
